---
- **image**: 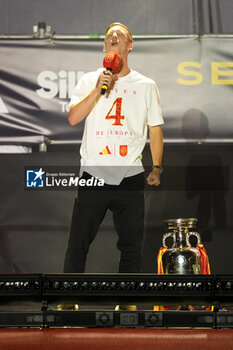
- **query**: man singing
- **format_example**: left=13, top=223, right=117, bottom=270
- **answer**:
left=64, top=22, right=164, bottom=273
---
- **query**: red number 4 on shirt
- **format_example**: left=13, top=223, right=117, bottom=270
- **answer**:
left=105, top=98, right=124, bottom=126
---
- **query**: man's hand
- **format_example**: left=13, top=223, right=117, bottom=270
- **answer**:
left=96, top=70, right=117, bottom=94
left=146, top=167, right=161, bottom=186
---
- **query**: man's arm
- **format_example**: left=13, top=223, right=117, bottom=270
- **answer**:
left=146, top=125, right=163, bottom=186
left=68, top=71, right=114, bottom=126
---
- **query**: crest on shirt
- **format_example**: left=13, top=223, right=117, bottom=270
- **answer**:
left=119, top=145, right=128, bottom=157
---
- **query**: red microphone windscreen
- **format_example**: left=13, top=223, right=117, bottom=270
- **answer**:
left=103, top=51, right=121, bottom=73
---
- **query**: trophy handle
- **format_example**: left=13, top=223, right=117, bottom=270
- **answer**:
left=162, top=232, right=175, bottom=247
left=187, top=231, right=201, bottom=246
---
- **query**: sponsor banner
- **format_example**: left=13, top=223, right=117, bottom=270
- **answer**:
left=1, top=37, right=233, bottom=144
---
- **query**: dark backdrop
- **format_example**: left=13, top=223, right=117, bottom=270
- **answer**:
left=0, top=143, right=231, bottom=274
left=1, top=0, right=233, bottom=35
left=0, top=0, right=232, bottom=274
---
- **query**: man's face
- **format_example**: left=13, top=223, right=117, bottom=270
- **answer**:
left=104, top=25, right=133, bottom=58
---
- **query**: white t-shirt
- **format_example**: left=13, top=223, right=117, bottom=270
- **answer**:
left=69, top=68, right=164, bottom=185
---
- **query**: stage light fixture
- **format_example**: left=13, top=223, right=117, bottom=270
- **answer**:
left=43, top=274, right=215, bottom=300
left=0, top=274, right=232, bottom=328
left=215, top=276, right=233, bottom=296
left=33, top=22, right=52, bottom=39
left=0, top=275, right=42, bottom=296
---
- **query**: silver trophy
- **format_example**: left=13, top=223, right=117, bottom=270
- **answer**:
left=161, top=218, right=202, bottom=274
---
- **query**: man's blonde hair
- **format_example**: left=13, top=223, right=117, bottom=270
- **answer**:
left=105, top=22, right=133, bottom=42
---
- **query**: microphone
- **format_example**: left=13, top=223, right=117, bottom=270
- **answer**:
left=101, top=51, right=121, bottom=95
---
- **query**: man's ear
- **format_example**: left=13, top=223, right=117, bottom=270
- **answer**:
left=129, top=42, right=133, bottom=52
left=103, top=43, right=106, bottom=52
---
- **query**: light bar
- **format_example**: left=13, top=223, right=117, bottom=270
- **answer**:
left=215, top=275, right=233, bottom=296
left=0, top=274, right=232, bottom=299
left=43, top=274, right=214, bottom=298
left=0, top=274, right=42, bottom=296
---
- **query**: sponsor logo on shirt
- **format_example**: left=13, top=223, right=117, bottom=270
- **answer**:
left=99, top=145, right=111, bottom=155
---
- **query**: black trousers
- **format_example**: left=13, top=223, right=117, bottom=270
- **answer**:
left=64, top=172, right=145, bottom=273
